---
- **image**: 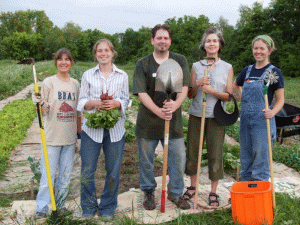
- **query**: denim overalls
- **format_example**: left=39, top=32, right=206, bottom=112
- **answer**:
left=240, top=65, right=276, bottom=181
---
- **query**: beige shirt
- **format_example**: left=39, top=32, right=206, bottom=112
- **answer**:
left=41, top=75, right=80, bottom=145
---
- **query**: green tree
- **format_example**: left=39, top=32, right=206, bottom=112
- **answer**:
left=214, top=16, right=235, bottom=63
left=62, top=22, right=82, bottom=60
left=166, top=15, right=211, bottom=64
left=0, top=10, right=53, bottom=36
left=42, top=26, right=67, bottom=60
left=118, top=28, right=145, bottom=64
left=2, top=32, right=43, bottom=60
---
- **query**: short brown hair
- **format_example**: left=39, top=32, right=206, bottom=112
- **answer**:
left=92, top=39, right=118, bottom=62
left=199, top=28, right=225, bottom=54
left=54, top=48, right=74, bottom=67
left=152, top=24, right=171, bottom=39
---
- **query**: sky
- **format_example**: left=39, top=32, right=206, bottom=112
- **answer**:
left=1, top=0, right=272, bottom=35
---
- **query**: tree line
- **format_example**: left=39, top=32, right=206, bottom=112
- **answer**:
left=0, top=0, right=299, bottom=77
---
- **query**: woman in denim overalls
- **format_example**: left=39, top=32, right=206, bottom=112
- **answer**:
left=233, top=35, right=284, bottom=181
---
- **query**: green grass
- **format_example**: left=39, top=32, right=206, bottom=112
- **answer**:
left=0, top=99, right=36, bottom=178
left=118, top=62, right=135, bottom=92
left=284, top=76, right=300, bottom=106
left=0, top=60, right=34, bottom=100
left=0, top=191, right=36, bottom=208
left=273, top=143, right=300, bottom=172
left=0, top=60, right=96, bottom=100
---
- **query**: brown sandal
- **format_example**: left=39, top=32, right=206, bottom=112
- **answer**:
left=208, top=192, right=219, bottom=206
left=183, top=186, right=196, bottom=200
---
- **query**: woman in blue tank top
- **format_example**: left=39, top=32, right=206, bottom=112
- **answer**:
left=233, top=35, right=284, bottom=181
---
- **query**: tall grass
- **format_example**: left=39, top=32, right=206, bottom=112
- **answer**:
left=284, top=76, right=300, bottom=106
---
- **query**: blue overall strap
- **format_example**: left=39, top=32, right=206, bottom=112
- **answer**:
left=245, top=65, right=253, bottom=80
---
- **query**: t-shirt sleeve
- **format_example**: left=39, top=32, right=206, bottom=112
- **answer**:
left=133, top=59, right=147, bottom=95
left=236, top=66, right=249, bottom=86
left=180, top=56, right=191, bottom=87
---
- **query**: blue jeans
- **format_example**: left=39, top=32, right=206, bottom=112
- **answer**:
left=138, top=137, right=185, bottom=198
left=36, top=144, right=76, bottom=213
left=240, top=110, right=276, bottom=181
left=80, top=130, right=125, bottom=217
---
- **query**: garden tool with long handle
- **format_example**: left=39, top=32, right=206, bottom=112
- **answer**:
left=155, top=59, right=183, bottom=213
left=194, top=58, right=215, bottom=209
left=18, top=58, right=58, bottom=221
left=264, top=70, right=279, bottom=210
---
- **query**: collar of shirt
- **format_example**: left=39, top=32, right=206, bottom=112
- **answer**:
left=91, top=64, right=123, bottom=78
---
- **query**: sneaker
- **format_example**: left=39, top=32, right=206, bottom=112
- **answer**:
left=143, top=191, right=156, bottom=210
left=35, top=212, right=47, bottom=219
left=167, top=195, right=191, bottom=210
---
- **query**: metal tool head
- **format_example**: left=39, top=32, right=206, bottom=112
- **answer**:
left=264, top=70, right=279, bottom=86
left=17, top=58, right=35, bottom=65
left=155, top=59, right=183, bottom=95
left=199, top=57, right=215, bottom=67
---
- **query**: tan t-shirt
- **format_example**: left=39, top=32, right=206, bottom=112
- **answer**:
left=41, top=75, right=80, bottom=146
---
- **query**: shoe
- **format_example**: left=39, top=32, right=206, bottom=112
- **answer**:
left=183, top=186, right=196, bottom=200
left=35, top=212, right=47, bottom=219
left=208, top=192, right=219, bottom=207
left=143, top=191, right=156, bottom=210
left=167, top=195, right=190, bottom=210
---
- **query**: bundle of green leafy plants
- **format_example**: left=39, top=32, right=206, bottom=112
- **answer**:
left=84, top=108, right=121, bottom=129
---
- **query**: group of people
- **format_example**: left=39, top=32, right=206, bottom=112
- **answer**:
left=32, top=23, right=284, bottom=219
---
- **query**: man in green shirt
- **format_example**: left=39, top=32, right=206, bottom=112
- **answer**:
left=133, top=24, right=190, bottom=210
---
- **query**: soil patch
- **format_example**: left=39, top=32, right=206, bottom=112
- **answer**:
left=94, top=142, right=163, bottom=197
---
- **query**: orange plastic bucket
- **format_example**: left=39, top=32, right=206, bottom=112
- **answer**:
left=230, top=181, right=273, bottom=225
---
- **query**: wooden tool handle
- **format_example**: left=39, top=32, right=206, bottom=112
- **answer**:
left=264, top=94, right=276, bottom=209
left=193, top=66, right=209, bottom=209
left=161, top=120, right=170, bottom=213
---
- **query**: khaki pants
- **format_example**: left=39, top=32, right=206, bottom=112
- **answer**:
left=185, top=114, right=225, bottom=181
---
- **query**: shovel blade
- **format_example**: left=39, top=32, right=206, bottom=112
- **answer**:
left=155, top=59, right=183, bottom=94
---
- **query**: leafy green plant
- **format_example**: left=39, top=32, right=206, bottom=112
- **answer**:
left=225, top=122, right=240, bottom=142
left=125, top=119, right=136, bottom=142
left=84, top=108, right=121, bottom=129
left=222, top=144, right=240, bottom=175
left=129, top=93, right=140, bottom=111
left=0, top=99, right=36, bottom=177
left=181, top=98, right=192, bottom=112
left=27, top=156, right=41, bottom=185
left=273, top=143, right=300, bottom=171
